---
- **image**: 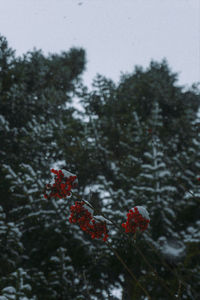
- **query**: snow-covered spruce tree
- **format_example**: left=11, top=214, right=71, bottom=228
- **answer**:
left=115, top=62, right=200, bottom=299
left=0, top=34, right=84, bottom=214
left=156, top=87, right=200, bottom=299
left=77, top=63, right=200, bottom=299
left=135, top=101, right=177, bottom=239
left=132, top=103, right=186, bottom=296
left=0, top=35, right=102, bottom=299
left=77, top=75, right=155, bottom=298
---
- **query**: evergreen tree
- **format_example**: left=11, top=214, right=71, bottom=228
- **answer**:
left=0, top=35, right=93, bottom=299
left=78, top=63, right=200, bottom=299
left=1, top=34, right=200, bottom=298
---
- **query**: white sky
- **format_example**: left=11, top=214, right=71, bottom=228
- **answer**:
left=0, top=0, right=199, bottom=90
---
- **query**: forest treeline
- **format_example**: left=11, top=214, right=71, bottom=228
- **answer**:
left=0, top=35, right=200, bottom=300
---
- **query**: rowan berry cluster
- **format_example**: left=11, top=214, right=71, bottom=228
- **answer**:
left=69, top=201, right=109, bottom=242
left=44, top=169, right=77, bottom=199
left=44, top=169, right=150, bottom=243
left=44, top=169, right=109, bottom=242
left=69, top=201, right=93, bottom=230
left=122, top=206, right=150, bottom=234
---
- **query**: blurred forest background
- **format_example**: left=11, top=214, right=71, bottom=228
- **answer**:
left=0, top=34, right=200, bottom=299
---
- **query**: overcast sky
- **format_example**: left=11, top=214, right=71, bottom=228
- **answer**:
left=0, top=0, right=199, bottom=90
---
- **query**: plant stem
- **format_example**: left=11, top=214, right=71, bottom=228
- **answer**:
left=106, top=239, right=151, bottom=300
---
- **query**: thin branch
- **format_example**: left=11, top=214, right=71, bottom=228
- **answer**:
left=106, top=239, right=151, bottom=300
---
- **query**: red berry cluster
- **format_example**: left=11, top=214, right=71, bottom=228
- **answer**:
left=44, top=169, right=77, bottom=199
left=69, top=201, right=109, bottom=242
left=44, top=169, right=150, bottom=242
left=69, top=201, right=93, bottom=229
left=122, top=207, right=150, bottom=234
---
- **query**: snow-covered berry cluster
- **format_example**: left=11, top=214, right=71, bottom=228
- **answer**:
left=44, top=169, right=77, bottom=199
left=69, top=201, right=109, bottom=242
left=44, top=169, right=149, bottom=243
left=122, top=206, right=150, bottom=234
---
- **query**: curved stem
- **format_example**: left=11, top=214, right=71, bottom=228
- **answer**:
left=106, top=239, right=151, bottom=300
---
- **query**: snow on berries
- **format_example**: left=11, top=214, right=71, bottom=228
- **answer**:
left=122, top=206, right=150, bottom=234
left=44, top=169, right=78, bottom=200
left=69, top=201, right=109, bottom=242
left=44, top=169, right=150, bottom=243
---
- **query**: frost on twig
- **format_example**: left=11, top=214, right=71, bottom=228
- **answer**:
left=93, top=215, right=113, bottom=225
